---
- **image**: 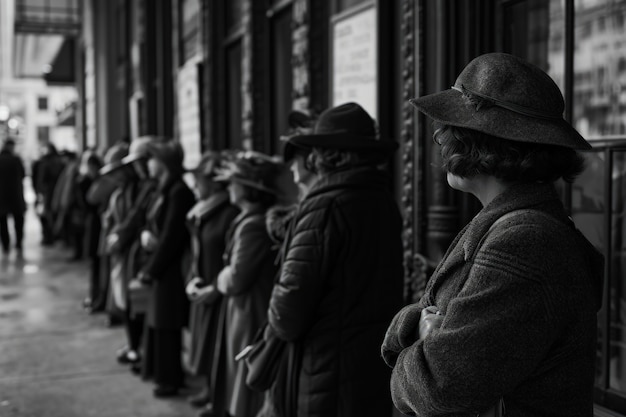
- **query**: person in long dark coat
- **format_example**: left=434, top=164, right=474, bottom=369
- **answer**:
left=133, top=139, right=195, bottom=398
left=267, top=103, right=404, bottom=417
left=210, top=151, right=281, bottom=417
left=0, top=138, right=26, bottom=257
left=33, top=143, right=64, bottom=245
left=185, top=151, right=240, bottom=412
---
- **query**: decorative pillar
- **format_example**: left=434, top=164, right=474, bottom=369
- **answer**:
left=292, top=0, right=309, bottom=111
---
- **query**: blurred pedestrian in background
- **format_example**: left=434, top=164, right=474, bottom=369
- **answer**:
left=185, top=151, right=240, bottom=415
left=267, top=103, right=404, bottom=417
left=0, top=138, right=26, bottom=258
left=32, top=142, right=64, bottom=246
left=132, top=139, right=195, bottom=398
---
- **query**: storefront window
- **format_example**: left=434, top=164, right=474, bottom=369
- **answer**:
left=226, top=42, right=243, bottom=150
left=334, top=0, right=368, bottom=14
left=225, top=0, right=244, bottom=33
left=610, top=150, right=626, bottom=392
left=574, top=0, right=626, bottom=138
left=268, top=5, right=293, bottom=151
left=179, top=0, right=200, bottom=64
left=502, top=0, right=566, bottom=96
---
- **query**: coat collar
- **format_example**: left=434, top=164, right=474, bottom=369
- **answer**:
left=461, top=182, right=565, bottom=261
left=305, top=167, right=391, bottom=200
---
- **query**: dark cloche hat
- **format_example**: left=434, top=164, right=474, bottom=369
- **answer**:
left=409, top=52, right=590, bottom=150
left=288, top=102, right=398, bottom=152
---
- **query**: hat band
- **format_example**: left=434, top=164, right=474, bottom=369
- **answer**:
left=452, top=84, right=563, bottom=121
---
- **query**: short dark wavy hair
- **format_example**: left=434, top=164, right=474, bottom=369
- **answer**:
left=433, top=124, right=585, bottom=183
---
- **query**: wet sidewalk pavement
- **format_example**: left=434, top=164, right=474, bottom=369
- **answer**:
left=0, top=210, right=197, bottom=417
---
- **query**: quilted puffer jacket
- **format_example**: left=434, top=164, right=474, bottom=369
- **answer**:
left=268, top=166, right=404, bottom=417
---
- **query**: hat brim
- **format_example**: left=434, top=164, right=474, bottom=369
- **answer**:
left=99, top=161, right=126, bottom=177
left=409, top=89, right=591, bottom=150
left=283, top=141, right=311, bottom=162
left=214, top=174, right=278, bottom=195
left=288, top=133, right=399, bottom=152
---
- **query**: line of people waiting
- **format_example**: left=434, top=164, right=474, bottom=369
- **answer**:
left=79, top=102, right=404, bottom=417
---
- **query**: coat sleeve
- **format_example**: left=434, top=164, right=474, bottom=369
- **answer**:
left=268, top=204, right=341, bottom=342
left=143, top=184, right=194, bottom=279
left=390, top=224, right=567, bottom=416
left=216, top=217, right=272, bottom=296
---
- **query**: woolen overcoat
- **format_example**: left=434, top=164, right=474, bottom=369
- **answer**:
left=186, top=192, right=239, bottom=376
left=142, top=177, right=195, bottom=329
left=216, top=208, right=278, bottom=417
left=0, top=149, right=25, bottom=215
left=268, top=167, right=404, bottom=417
left=381, top=182, right=604, bottom=417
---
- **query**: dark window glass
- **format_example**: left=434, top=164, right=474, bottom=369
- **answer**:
left=502, top=0, right=565, bottom=95
left=269, top=6, right=293, bottom=150
left=574, top=1, right=626, bottom=138
left=334, top=0, right=368, bottom=14
left=571, top=151, right=606, bottom=386
left=226, top=42, right=243, bottom=149
left=38, top=96, right=48, bottom=110
left=609, top=150, right=626, bottom=393
left=225, top=0, right=244, bottom=33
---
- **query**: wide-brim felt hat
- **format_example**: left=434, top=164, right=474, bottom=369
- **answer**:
left=214, top=151, right=281, bottom=195
left=99, top=142, right=130, bottom=177
left=409, top=53, right=590, bottom=150
left=145, top=140, right=185, bottom=175
left=288, top=102, right=398, bottom=152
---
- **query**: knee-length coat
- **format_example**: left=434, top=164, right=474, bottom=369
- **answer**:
left=186, top=192, right=239, bottom=376
left=215, top=208, right=279, bottom=417
left=142, top=177, right=195, bottom=329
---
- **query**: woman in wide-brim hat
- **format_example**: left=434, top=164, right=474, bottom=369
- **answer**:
left=212, top=151, right=281, bottom=417
left=133, top=139, right=196, bottom=398
left=267, top=102, right=405, bottom=417
left=382, top=53, right=604, bottom=416
left=183, top=151, right=240, bottom=413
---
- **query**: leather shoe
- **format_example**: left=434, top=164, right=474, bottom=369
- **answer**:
left=153, top=385, right=179, bottom=398
left=188, top=387, right=211, bottom=408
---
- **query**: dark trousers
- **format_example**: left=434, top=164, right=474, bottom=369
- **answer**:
left=143, top=326, right=184, bottom=388
left=125, top=311, right=145, bottom=352
left=0, top=211, right=24, bottom=253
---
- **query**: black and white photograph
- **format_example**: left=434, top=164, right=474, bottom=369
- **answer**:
left=0, top=0, right=622, bottom=416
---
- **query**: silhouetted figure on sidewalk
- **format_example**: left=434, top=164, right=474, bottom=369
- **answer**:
left=32, top=143, right=64, bottom=246
left=0, top=138, right=26, bottom=257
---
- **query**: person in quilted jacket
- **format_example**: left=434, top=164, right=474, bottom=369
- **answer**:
left=267, top=102, right=404, bottom=417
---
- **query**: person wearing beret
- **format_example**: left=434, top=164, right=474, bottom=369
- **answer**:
left=381, top=53, right=604, bottom=416
left=268, top=103, right=404, bottom=417
left=132, top=139, right=195, bottom=398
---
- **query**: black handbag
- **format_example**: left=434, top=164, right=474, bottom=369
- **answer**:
left=237, top=323, right=287, bottom=392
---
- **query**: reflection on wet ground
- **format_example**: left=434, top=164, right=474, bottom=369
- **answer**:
left=0, top=209, right=196, bottom=417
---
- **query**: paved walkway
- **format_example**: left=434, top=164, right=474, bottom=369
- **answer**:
left=0, top=209, right=198, bottom=417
